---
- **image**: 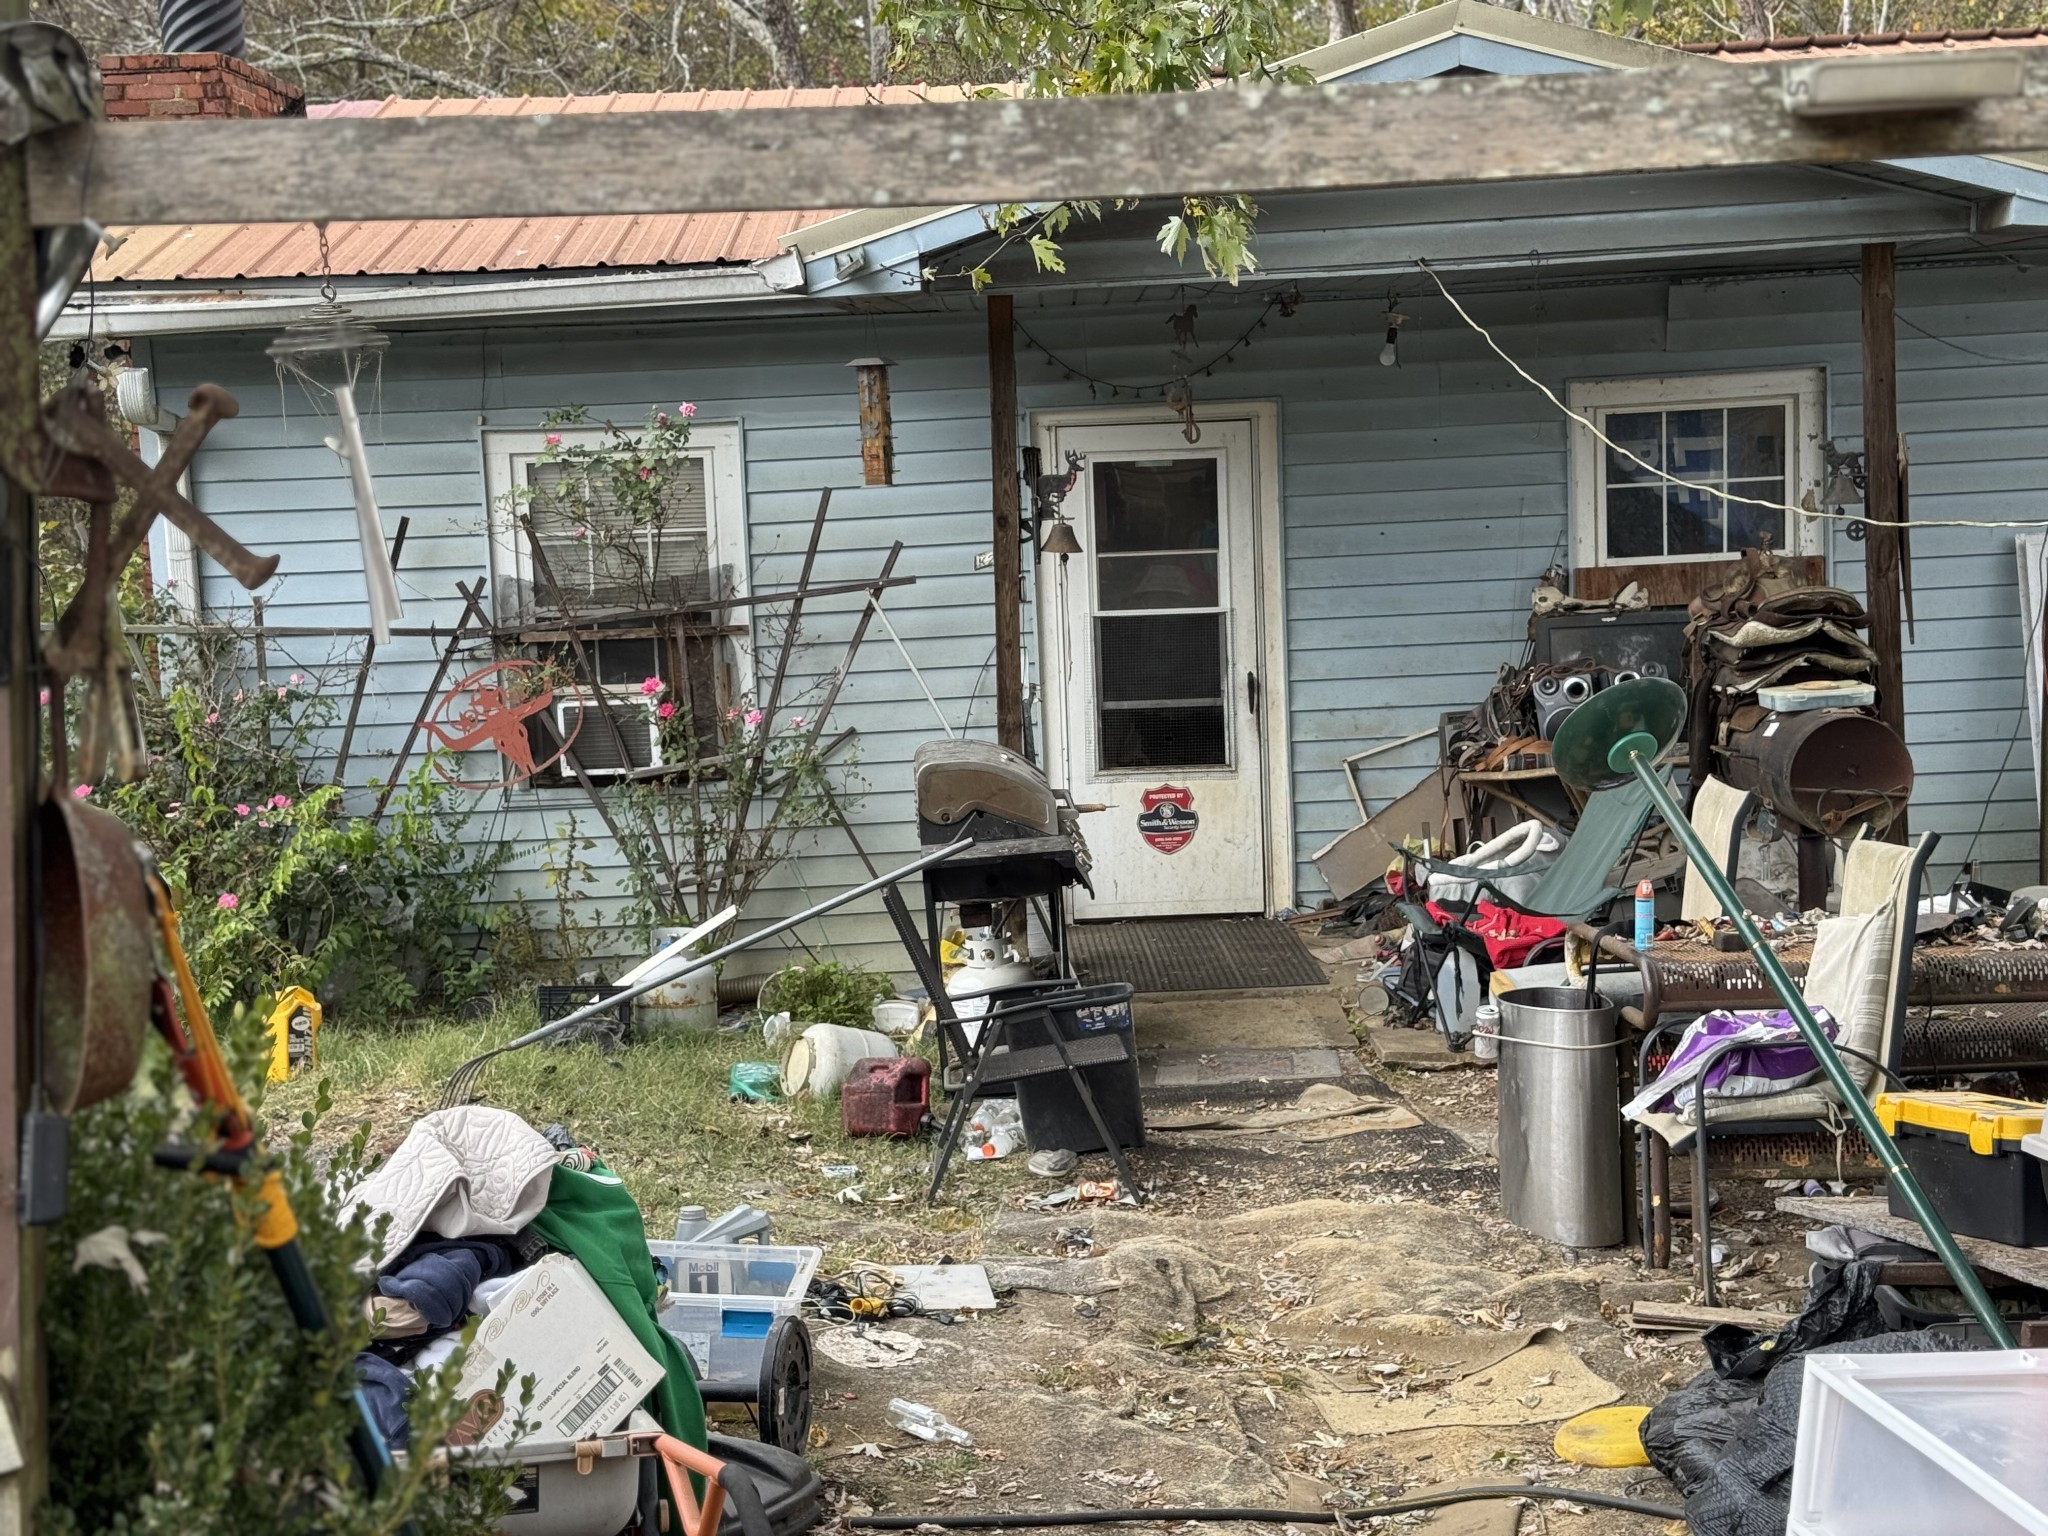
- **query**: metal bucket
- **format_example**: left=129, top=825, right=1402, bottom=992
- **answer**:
left=1497, top=986, right=1623, bottom=1249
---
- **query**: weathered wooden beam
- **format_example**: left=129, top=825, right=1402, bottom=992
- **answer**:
left=26, top=54, right=2048, bottom=227
left=1861, top=243, right=1909, bottom=792
left=989, top=296, right=1024, bottom=755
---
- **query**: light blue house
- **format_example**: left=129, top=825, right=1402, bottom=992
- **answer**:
left=68, top=5, right=2048, bottom=979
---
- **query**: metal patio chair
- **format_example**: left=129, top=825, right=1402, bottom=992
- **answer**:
left=875, top=883, right=1144, bottom=1204
left=1640, top=829, right=1937, bottom=1299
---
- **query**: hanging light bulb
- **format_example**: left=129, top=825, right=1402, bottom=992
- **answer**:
left=1378, top=308, right=1408, bottom=368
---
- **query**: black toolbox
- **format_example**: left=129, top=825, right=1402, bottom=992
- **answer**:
left=1875, top=1091, right=2048, bottom=1248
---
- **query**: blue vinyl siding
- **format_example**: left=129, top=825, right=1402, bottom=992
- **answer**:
left=142, top=254, right=2048, bottom=982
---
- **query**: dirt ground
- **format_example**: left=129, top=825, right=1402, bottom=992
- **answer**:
left=758, top=1048, right=1832, bottom=1536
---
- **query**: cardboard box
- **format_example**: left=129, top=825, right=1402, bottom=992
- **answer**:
left=449, top=1254, right=664, bottom=1451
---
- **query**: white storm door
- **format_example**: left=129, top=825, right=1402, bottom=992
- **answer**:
left=1044, top=419, right=1266, bottom=919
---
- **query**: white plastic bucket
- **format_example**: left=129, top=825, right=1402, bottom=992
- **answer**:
left=781, top=1024, right=897, bottom=1099
left=635, top=926, right=720, bottom=1034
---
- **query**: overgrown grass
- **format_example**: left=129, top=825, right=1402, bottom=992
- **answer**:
left=268, top=998, right=1035, bottom=1257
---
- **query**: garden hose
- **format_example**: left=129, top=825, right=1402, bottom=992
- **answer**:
left=846, top=1484, right=1684, bottom=1528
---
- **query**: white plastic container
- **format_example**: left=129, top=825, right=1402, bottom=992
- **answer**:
left=872, top=998, right=921, bottom=1037
left=650, top=1241, right=821, bottom=1381
left=436, top=1408, right=660, bottom=1536
left=1789, top=1349, right=2048, bottom=1535
left=635, top=925, right=719, bottom=1034
left=781, top=1024, right=896, bottom=1098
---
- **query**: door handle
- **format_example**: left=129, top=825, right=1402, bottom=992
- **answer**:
left=1246, top=670, right=1259, bottom=715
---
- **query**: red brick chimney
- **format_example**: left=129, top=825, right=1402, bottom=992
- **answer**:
left=98, top=53, right=304, bottom=119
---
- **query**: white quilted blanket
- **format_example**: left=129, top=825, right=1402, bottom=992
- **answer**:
left=346, top=1106, right=558, bottom=1267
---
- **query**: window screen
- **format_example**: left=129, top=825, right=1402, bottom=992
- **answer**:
left=1090, top=460, right=1230, bottom=771
left=1599, top=404, right=1787, bottom=561
left=525, top=457, right=712, bottom=610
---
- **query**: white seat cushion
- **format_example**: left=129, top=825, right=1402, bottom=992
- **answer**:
left=1799, top=905, right=1896, bottom=1090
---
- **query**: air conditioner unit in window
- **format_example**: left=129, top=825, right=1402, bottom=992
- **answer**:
left=556, top=696, right=663, bottom=779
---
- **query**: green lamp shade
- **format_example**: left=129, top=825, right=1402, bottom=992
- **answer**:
left=1550, top=677, right=1689, bottom=792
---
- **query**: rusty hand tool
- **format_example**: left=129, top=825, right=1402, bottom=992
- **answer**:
left=141, top=864, right=412, bottom=1521
left=42, top=379, right=279, bottom=592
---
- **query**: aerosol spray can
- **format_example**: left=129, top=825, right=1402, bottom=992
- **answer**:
left=1634, top=878, right=1656, bottom=950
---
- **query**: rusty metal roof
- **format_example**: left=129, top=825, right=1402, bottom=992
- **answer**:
left=1679, top=28, right=2048, bottom=57
left=92, top=84, right=989, bottom=284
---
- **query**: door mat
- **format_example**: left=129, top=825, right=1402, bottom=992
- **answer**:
left=1071, top=917, right=1328, bottom=994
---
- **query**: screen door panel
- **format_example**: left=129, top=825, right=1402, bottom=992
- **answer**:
left=1045, top=419, right=1266, bottom=919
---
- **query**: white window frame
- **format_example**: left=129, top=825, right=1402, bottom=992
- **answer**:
left=482, top=420, right=750, bottom=629
left=1568, top=368, right=1826, bottom=571
left=480, top=419, right=753, bottom=782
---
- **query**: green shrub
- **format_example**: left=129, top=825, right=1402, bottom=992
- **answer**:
left=44, top=1012, right=518, bottom=1534
left=98, top=660, right=508, bottom=1018
left=756, top=959, right=895, bottom=1026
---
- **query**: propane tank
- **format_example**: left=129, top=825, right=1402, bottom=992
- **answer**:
left=946, top=926, right=1034, bottom=1044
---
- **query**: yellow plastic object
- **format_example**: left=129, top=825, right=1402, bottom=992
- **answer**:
left=266, top=986, right=322, bottom=1083
left=1553, top=1405, right=1652, bottom=1468
left=1874, top=1091, right=2045, bottom=1155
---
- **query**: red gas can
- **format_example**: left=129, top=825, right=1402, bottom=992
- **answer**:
left=841, top=1056, right=931, bottom=1138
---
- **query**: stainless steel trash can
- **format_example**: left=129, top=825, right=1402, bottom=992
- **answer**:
left=1497, top=986, right=1623, bottom=1248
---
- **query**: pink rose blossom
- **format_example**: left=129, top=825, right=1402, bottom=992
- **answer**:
left=545, top=432, right=562, bottom=447
left=257, top=819, right=272, bottom=829
left=234, top=804, right=250, bottom=817
left=205, top=712, right=220, bottom=724
left=289, top=673, right=303, bottom=686
left=637, top=466, right=653, bottom=481
left=657, top=701, right=676, bottom=719
left=640, top=676, right=664, bottom=696
left=277, top=686, right=288, bottom=700
left=217, top=893, right=239, bottom=910
left=678, top=403, right=697, bottom=418
left=744, top=708, right=764, bottom=727
left=656, top=412, right=669, bottom=426
left=788, top=716, right=805, bottom=728
left=269, top=794, right=291, bottom=810
left=724, top=707, right=740, bottom=721
left=72, top=783, right=90, bottom=799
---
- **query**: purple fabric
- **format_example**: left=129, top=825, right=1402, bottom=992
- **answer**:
left=1624, top=1006, right=1840, bottom=1124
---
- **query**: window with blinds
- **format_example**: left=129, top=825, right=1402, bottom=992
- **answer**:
left=525, top=457, right=715, bottom=613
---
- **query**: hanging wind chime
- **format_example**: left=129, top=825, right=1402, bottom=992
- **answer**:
left=266, top=227, right=405, bottom=643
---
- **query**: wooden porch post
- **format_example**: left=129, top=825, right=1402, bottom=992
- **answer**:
left=1861, top=243, right=1906, bottom=744
left=0, top=0, right=42, bottom=1504
left=988, top=294, right=1026, bottom=754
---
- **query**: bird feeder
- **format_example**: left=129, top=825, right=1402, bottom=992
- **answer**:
left=849, top=357, right=894, bottom=486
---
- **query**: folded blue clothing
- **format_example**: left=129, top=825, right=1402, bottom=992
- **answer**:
left=378, top=1237, right=517, bottom=1333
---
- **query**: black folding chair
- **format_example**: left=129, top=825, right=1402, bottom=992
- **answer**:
left=879, top=884, right=1143, bottom=1204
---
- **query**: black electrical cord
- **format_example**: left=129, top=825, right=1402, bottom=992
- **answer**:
left=846, top=1485, right=1684, bottom=1529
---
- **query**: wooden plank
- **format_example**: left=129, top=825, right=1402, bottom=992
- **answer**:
left=1628, top=1300, right=1792, bottom=1333
left=989, top=295, right=1024, bottom=754
left=1575, top=555, right=1825, bottom=607
left=25, top=55, right=2048, bottom=227
left=1778, top=1194, right=2048, bottom=1289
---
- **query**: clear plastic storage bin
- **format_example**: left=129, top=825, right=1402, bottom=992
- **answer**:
left=649, top=1242, right=820, bottom=1382
left=1790, top=1349, right=2048, bottom=1535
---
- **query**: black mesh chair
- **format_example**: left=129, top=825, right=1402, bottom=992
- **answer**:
left=878, top=884, right=1142, bottom=1204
